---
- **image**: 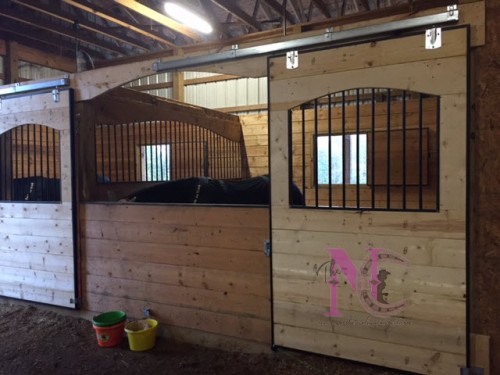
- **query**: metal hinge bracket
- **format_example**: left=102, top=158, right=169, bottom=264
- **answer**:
left=286, top=50, right=299, bottom=70
left=263, top=240, right=271, bottom=257
left=52, top=87, right=60, bottom=103
left=425, top=27, right=442, bottom=49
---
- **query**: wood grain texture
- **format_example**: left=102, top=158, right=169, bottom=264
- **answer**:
left=0, top=91, right=76, bottom=309
left=269, top=28, right=468, bottom=374
left=81, top=204, right=271, bottom=346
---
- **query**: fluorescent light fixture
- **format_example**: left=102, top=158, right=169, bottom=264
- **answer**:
left=163, top=2, right=213, bottom=34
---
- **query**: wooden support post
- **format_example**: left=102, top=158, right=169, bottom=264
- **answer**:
left=172, top=71, right=185, bottom=102
left=471, top=334, right=490, bottom=375
left=5, top=41, right=19, bottom=84
left=0, top=132, right=13, bottom=200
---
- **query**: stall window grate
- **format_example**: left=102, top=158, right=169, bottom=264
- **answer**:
left=0, top=125, right=61, bottom=202
left=95, top=120, right=243, bottom=183
left=288, top=88, right=440, bottom=211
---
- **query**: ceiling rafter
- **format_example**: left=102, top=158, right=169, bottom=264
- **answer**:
left=358, top=0, right=372, bottom=10
left=211, top=0, right=263, bottom=31
left=197, top=0, right=233, bottom=38
left=0, top=22, right=107, bottom=61
left=0, top=5, right=128, bottom=55
left=12, top=0, right=151, bottom=52
left=112, top=0, right=204, bottom=42
left=311, top=0, right=331, bottom=18
left=261, top=0, right=295, bottom=24
left=62, top=0, right=177, bottom=49
left=288, top=0, right=305, bottom=23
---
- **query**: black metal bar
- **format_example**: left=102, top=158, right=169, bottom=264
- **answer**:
left=301, top=105, right=306, bottom=207
left=356, top=89, right=361, bottom=209
left=314, top=99, right=319, bottom=207
left=327, top=94, right=332, bottom=208
left=98, top=125, right=104, bottom=183
left=33, top=126, right=37, bottom=198
left=138, top=122, right=143, bottom=181
left=402, top=90, right=407, bottom=210
left=20, top=126, right=25, bottom=200
left=27, top=124, right=31, bottom=179
left=436, top=96, right=441, bottom=211
left=46, top=125, right=49, bottom=185
left=175, top=122, right=178, bottom=180
left=38, top=125, right=43, bottom=200
left=52, top=128, right=57, bottom=201
left=126, top=122, right=131, bottom=182
left=203, top=137, right=209, bottom=177
left=120, top=123, right=125, bottom=182
left=1, top=133, right=5, bottom=200
left=10, top=129, right=13, bottom=200
left=106, top=125, right=112, bottom=183
left=288, top=108, right=294, bottom=205
left=371, top=88, right=376, bottom=209
left=342, top=91, right=346, bottom=208
left=15, top=128, right=19, bottom=189
left=154, top=120, right=159, bottom=181
left=148, top=121, right=153, bottom=181
left=418, top=93, right=423, bottom=210
left=386, top=89, right=391, bottom=209
left=159, top=121, right=164, bottom=180
left=113, top=123, right=118, bottom=182
left=195, top=125, right=200, bottom=177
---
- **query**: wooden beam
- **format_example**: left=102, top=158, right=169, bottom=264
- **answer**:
left=62, top=0, right=177, bottom=49
left=211, top=0, right=263, bottom=31
left=12, top=0, right=151, bottom=52
left=172, top=71, right=184, bottom=102
left=0, top=33, right=77, bottom=72
left=0, top=6, right=127, bottom=55
left=113, top=0, right=204, bottom=42
left=5, top=40, right=19, bottom=84
left=128, top=74, right=240, bottom=92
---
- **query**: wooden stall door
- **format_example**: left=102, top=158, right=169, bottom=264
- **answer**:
left=0, top=89, right=77, bottom=308
left=270, top=28, right=468, bottom=374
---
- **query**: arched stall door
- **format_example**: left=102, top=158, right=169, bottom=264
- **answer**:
left=269, top=27, right=468, bottom=374
left=0, top=88, right=77, bottom=308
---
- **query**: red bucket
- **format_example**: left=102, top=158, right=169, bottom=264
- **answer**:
left=93, top=321, right=126, bottom=347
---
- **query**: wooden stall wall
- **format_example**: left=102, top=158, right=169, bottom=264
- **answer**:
left=80, top=203, right=271, bottom=350
left=0, top=89, right=76, bottom=308
left=472, top=1, right=500, bottom=373
left=75, top=88, right=248, bottom=201
left=240, top=114, right=269, bottom=177
left=269, top=27, right=468, bottom=374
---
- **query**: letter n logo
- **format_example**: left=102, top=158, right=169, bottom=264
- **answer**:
left=324, top=248, right=410, bottom=318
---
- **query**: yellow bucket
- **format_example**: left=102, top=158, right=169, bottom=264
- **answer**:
left=124, top=319, right=158, bottom=351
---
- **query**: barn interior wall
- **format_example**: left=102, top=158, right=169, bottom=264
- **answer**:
left=472, top=1, right=500, bottom=373
left=79, top=203, right=271, bottom=351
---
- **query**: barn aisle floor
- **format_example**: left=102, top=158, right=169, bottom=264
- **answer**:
left=0, top=298, right=405, bottom=375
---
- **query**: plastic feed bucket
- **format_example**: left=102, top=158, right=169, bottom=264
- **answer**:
left=125, top=319, right=158, bottom=351
left=93, top=321, right=126, bottom=347
left=92, top=310, right=126, bottom=327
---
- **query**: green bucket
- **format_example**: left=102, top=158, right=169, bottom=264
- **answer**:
left=92, top=311, right=127, bottom=327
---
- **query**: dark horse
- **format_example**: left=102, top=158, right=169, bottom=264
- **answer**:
left=121, top=176, right=304, bottom=205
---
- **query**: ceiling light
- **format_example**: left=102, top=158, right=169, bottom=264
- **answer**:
left=163, top=2, right=213, bottom=35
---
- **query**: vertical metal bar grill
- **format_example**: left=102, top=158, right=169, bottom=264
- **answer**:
left=288, top=88, right=440, bottom=212
left=0, top=125, right=61, bottom=202
left=94, top=120, right=244, bottom=184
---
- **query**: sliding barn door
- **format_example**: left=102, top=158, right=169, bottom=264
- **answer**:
left=270, top=27, right=468, bottom=374
left=0, top=87, right=77, bottom=308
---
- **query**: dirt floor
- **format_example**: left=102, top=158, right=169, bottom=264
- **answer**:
left=0, top=298, right=409, bottom=375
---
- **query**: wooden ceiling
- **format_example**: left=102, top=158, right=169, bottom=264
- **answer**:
left=0, top=0, right=455, bottom=68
